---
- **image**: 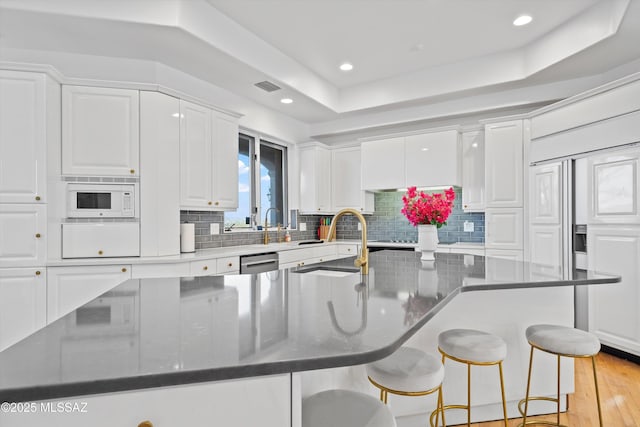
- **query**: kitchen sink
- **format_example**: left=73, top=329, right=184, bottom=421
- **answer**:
left=297, top=240, right=324, bottom=245
left=293, top=266, right=360, bottom=277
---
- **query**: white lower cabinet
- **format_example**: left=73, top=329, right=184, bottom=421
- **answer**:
left=46, top=265, right=131, bottom=324
left=61, top=223, right=140, bottom=259
left=485, top=208, right=523, bottom=250
left=0, top=204, right=46, bottom=267
left=2, top=374, right=291, bottom=427
left=588, top=226, right=640, bottom=356
left=0, top=268, right=46, bottom=351
left=485, top=249, right=524, bottom=261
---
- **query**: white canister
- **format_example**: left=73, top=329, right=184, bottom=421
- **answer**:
left=180, top=223, right=195, bottom=253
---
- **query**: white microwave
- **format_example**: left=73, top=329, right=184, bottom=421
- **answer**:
left=67, top=183, right=137, bottom=218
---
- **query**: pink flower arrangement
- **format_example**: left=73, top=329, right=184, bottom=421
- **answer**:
left=401, top=186, right=455, bottom=228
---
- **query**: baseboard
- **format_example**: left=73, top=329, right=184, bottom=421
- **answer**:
left=601, top=345, right=640, bottom=365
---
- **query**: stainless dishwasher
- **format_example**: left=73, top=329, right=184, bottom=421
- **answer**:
left=239, top=252, right=279, bottom=274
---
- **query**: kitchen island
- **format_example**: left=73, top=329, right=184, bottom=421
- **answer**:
left=0, top=250, right=619, bottom=426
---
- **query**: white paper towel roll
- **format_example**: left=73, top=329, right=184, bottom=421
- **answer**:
left=180, top=223, right=195, bottom=253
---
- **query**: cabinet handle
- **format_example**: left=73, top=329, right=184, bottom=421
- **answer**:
left=215, top=201, right=220, bottom=206
left=203, top=266, right=208, bottom=271
left=208, top=201, right=212, bottom=206
left=138, top=422, right=153, bottom=427
left=301, top=262, right=305, bottom=266
left=35, top=233, right=41, bottom=238
left=35, top=271, right=41, bottom=276
left=228, top=262, right=233, bottom=267
left=121, top=268, right=127, bottom=273
left=317, top=208, right=320, bottom=211
left=35, top=196, right=41, bottom=201
left=347, top=248, right=351, bottom=252
left=130, top=169, right=135, bottom=174
left=98, top=250, right=103, bottom=255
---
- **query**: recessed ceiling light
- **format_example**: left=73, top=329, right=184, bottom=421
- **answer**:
left=280, top=98, right=293, bottom=104
left=339, top=62, right=354, bottom=72
left=513, top=15, right=532, bottom=26
left=472, top=142, right=478, bottom=148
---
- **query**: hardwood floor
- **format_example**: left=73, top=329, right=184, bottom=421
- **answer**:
left=464, top=352, right=640, bottom=427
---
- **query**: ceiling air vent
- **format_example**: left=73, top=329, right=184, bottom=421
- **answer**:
left=254, top=80, right=281, bottom=92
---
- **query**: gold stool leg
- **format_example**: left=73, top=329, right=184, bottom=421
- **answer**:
left=522, top=345, right=535, bottom=426
left=498, top=361, right=508, bottom=427
left=467, top=362, right=472, bottom=427
left=556, top=354, right=561, bottom=426
left=379, top=387, right=384, bottom=402
left=592, top=356, right=603, bottom=427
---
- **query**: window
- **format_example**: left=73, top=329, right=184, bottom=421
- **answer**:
left=225, top=134, right=287, bottom=230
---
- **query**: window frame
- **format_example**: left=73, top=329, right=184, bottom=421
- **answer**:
left=224, top=131, right=289, bottom=232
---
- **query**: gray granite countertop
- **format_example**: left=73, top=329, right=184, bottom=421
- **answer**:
left=0, top=251, right=619, bottom=402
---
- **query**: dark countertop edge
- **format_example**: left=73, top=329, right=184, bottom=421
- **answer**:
left=461, top=275, right=621, bottom=292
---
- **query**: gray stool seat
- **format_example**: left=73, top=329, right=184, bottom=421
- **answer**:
left=302, top=389, right=397, bottom=427
left=438, top=328, right=507, bottom=363
left=366, top=347, right=444, bottom=393
left=526, top=324, right=600, bottom=356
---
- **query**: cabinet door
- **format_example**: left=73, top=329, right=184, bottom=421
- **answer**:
left=299, top=146, right=331, bottom=213
left=405, top=130, right=461, bottom=187
left=529, top=162, right=563, bottom=269
left=0, top=71, right=47, bottom=203
left=62, top=223, right=140, bottom=259
left=1, top=374, right=291, bottom=427
left=331, top=146, right=374, bottom=213
left=212, top=112, right=239, bottom=209
left=461, top=131, right=485, bottom=211
left=140, top=91, right=180, bottom=256
left=587, top=148, right=640, bottom=225
left=485, top=120, right=523, bottom=208
left=180, top=100, right=213, bottom=208
left=588, top=226, right=640, bottom=356
left=62, top=86, right=139, bottom=176
left=0, top=204, right=46, bottom=267
left=361, top=137, right=405, bottom=190
left=0, top=268, right=46, bottom=351
left=485, top=208, right=523, bottom=249
left=47, top=265, right=131, bottom=324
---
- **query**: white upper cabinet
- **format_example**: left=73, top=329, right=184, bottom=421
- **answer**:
left=299, top=145, right=332, bottom=214
left=179, top=100, right=238, bottom=210
left=485, top=120, right=523, bottom=208
left=331, top=146, right=374, bottom=213
left=139, top=91, right=180, bottom=257
left=0, top=204, right=46, bottom=268
left=587, top=147, right=640, bottom=225
left=180, top=100, right=212, bottom=208
left=62, top=86, right=139, bottom=176
left=362, top=130, right=461, bottom=191
left=361, top=137, right=405, bottom=190
left=212, top=112, right=239, bottom=210
left=461, top=131, right=485, bottom=212
left=0, top=71, right=48, bottom=203
left=405, top=130, right=461, bottom=187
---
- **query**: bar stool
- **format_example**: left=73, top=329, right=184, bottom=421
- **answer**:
left=518, top=324, right=602, bottom=427
left=438, top=329, right=508, bottom=427
left=366, top=347, right=446, bottom=426
left=303, top=389, right=397, bottom=427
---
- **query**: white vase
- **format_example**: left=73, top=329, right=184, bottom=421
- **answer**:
left=417, top=224, right=439, bottom=261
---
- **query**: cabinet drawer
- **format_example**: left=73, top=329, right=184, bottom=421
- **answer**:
left=216, top=256, right=239, bottom=274
left=278, top=248, right=308, bottom=265
left=190, top=259, right=216, bottom=276
left=131, top=262, right=190, bottom=279
left=62, top=223, right=140, bottom=258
